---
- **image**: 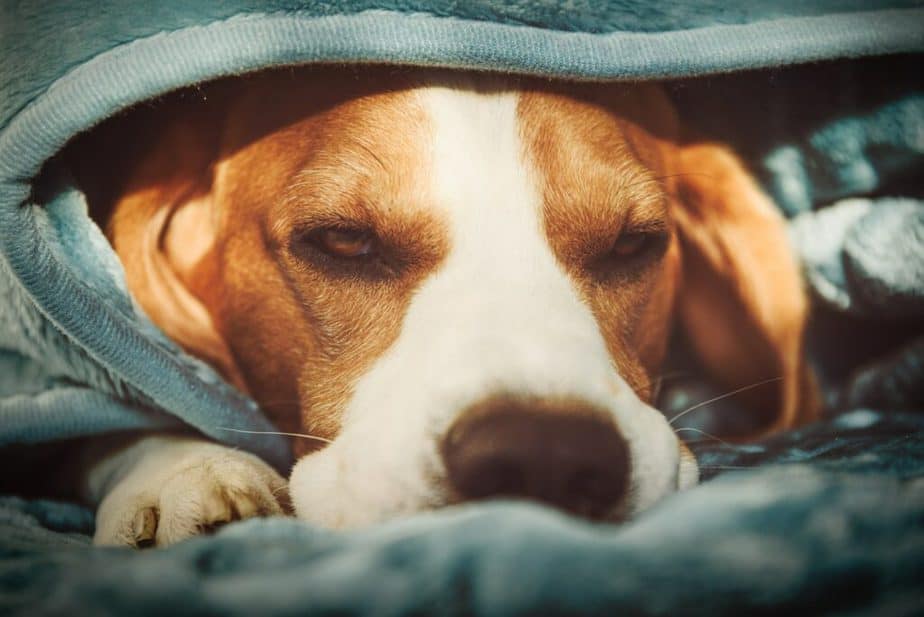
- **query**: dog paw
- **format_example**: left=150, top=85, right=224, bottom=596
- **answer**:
left=93, top=438, right=287, bottom=547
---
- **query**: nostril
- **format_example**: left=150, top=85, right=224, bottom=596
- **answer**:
left=442, top=398, right=631, bottom=518
left=463, top=458, right=525, bottom=499
left=566, top=467, right=623, bottom=517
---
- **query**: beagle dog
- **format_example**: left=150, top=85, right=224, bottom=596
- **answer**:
left=76, top=67, right=816, bottom=546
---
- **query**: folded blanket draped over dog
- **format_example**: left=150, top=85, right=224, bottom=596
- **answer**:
left=1, top=2, right=922, bottom=615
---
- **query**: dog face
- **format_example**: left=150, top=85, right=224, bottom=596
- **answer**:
left=107, top=67, right=813, bottom=528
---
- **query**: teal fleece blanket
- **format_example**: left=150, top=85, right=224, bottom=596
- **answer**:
left=1, top=2, right=923, bottom=615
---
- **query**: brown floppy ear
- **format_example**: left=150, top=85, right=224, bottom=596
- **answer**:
left=668, top=142, right=818, bottom=434
left=107, top=109, right=247, bottom=392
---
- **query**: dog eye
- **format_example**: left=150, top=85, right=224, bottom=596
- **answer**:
left=609, top=232, right=651, bottom=258
left=588, top=229, right=669, bottom=281
left=308, top=227, right=376, bottom=258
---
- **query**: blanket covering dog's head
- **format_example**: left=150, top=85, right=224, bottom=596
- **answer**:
left=89, top=66, right=814, bottom=528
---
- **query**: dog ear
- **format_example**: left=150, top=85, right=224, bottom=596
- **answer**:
left=107, top=108, right=248, bottom=392
left=668, top=142, right=818, bottom=433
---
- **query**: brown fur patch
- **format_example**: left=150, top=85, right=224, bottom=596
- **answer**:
left=518, top=81, right=815, bottom=433
left=517, top=84, right=682, bottom=402
left=110, top=68, right=451, bottom=454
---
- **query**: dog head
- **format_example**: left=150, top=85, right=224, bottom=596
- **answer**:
left=105, top=67, right=813, bottom=527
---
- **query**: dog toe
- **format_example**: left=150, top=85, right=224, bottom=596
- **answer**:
left=93, top=444, right=287, bottom=548
left=154, top=463, right=283, bottom=545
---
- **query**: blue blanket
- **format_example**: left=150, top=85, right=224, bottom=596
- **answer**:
left=1, top=2, right=922, bottom=615
left=3, top=410, right=924, bottom=615
left=3, top=420, right=924, bottom=616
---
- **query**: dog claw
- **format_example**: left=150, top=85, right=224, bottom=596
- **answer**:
left=132, top=507, right=158, bottom=547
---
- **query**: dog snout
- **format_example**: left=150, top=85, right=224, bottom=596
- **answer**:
left=441, top=399, right=630, bottom=518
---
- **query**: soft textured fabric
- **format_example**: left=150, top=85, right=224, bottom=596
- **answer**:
left=2, top=408, right=924, bottom=616
left=0, top=2, right=922, bottom=615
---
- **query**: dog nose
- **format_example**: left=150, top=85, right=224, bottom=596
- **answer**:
left=441, top=401, right=630, bottom=518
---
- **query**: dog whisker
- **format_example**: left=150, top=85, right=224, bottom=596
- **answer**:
left=631, top=370, right=694, bottom=401
left=668, top=377, right=783, bottom=426
left=694, top=465, right=756, bottom=470
left=648, top=370, right=692, bottom=401
left=673, top=427, right=735, bottom=447
left=651, top=376, right=665, bottom=402
left=215, top=427, right=334, bottom=444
